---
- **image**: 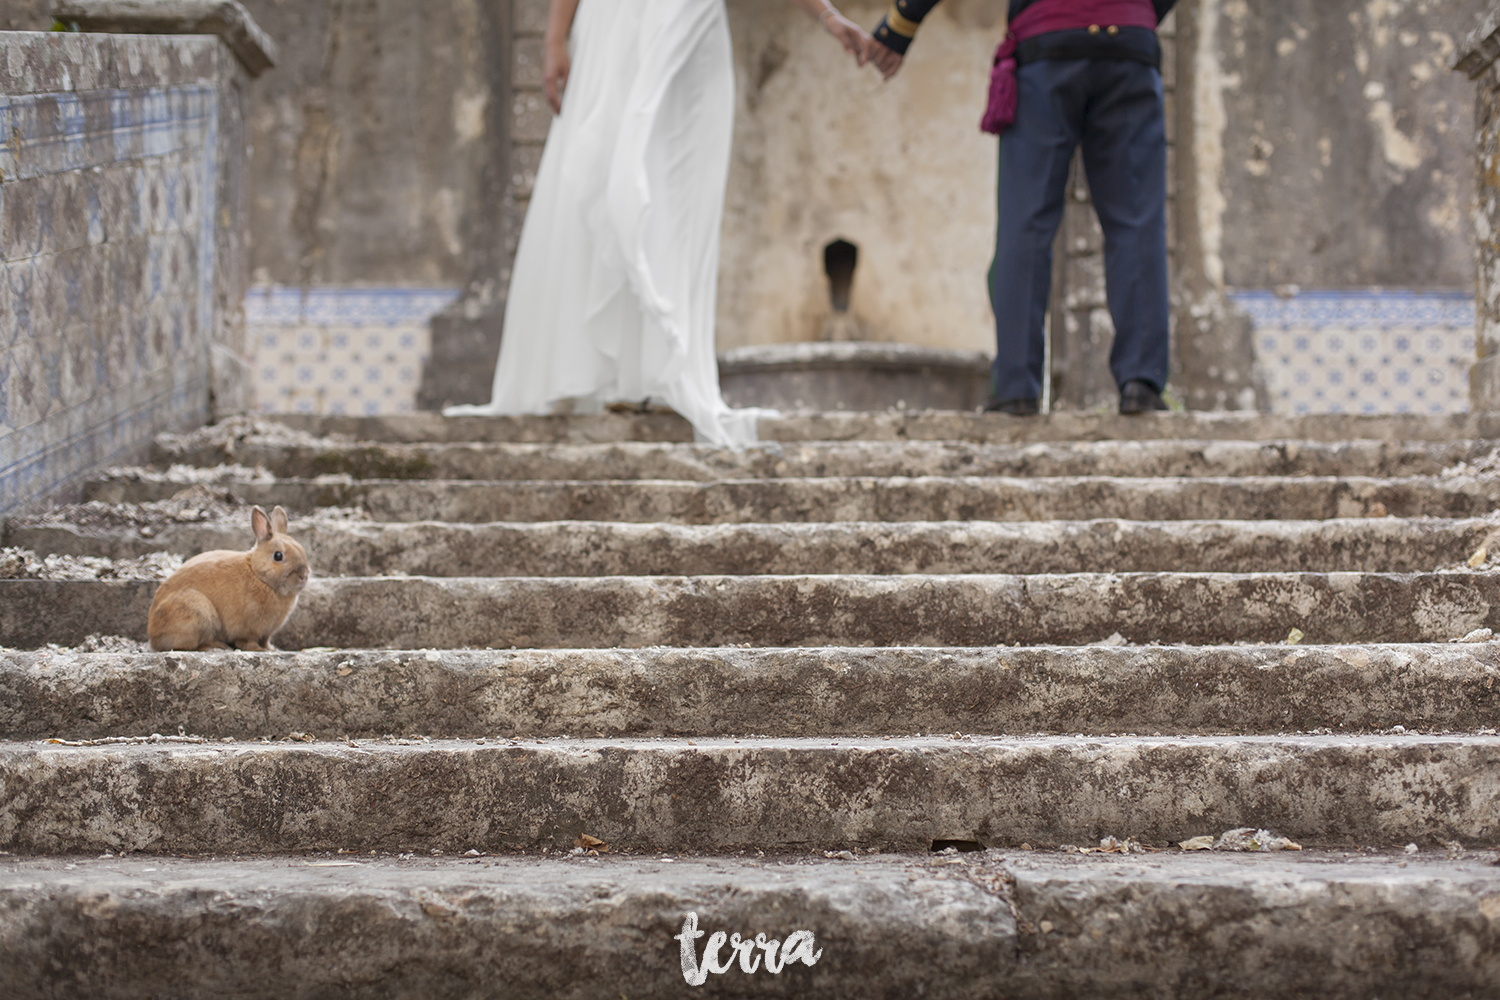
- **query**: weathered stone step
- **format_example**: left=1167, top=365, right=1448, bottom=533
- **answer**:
left=261, top=409, right=1500, bottom=444
left=2, top=853, right=1498, bottom=1000
left=3, top=645, right=1496, bottom=741
left=9, top=516, right=1494, bottom=576
left=79, top=473, right=1500, bottom=523
left=6, top=572, right=1498, bottom=650
left=154, top=436, right=1497, bottom=481
left=2, top=735, right=1496, bottom=853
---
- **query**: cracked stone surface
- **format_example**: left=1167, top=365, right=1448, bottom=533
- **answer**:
left=7, top=516, right=1496, bottom=577
left=78, top=472, right=1500, bottom=523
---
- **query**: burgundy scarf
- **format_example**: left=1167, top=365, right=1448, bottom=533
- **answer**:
left=980, top=0, right=1158, bottom=134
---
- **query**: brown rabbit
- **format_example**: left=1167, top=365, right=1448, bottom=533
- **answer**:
left=148, top=505, right=311, bottom=651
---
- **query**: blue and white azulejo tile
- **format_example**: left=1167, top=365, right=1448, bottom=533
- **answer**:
left=248, top=286, right=460, bottom=416
left=1230, top=290, right=1474, bottom=416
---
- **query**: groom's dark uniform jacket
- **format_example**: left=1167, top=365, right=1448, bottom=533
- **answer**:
left=870, top=0, right=1180, bottom=405
left=874, top=0, right=1178, bottom=60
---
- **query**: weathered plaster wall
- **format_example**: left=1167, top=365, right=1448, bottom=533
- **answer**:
left=1457, top=7, right=1500, bottom=409
left=0, top=31, right=244, bottom=514
left=237, top=0, right=505, bottom=289
left=238, top=0, right=1497, bottom=414
left=1174, top=0, right=1491, bottom=415
left=0, top=2, right=52, bottom=32
left=718, top=0, right=1002, bottom=351
left=1204, top=0, right=1483, bottom=290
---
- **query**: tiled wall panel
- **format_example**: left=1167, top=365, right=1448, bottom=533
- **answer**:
left=1233, top=291, right=1474, bottom=416
left=248, top=287, right=458, bottom=415
left=1, top=33, right=230, bottom=514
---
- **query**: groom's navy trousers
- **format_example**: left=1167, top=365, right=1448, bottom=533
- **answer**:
left=988, top=54, right=1170, bottom=403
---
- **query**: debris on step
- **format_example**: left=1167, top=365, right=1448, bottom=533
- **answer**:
left=1179, top=836, right=1215, bottom=851
left=1442, top=447, right=1500, bottom=478
left=5, top=493, right=370, bottom=536
left=46, top=732, right=208, bottom=747
left=103, top=463, right=276, bottom=487
left=1213, top=828, right=1302, bottom=852
left=1284, top=628, right=1304, bottom=645
left=155, top=414, right=352, bottom=455
left=0, top=547, right=182, bottom=580
left=1451, top=628, right=1493, bottom=643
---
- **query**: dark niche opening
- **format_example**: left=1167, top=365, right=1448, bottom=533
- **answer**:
left=930, top=839, right=985, bottom=853
left=823, top=238, right=858, bottom=313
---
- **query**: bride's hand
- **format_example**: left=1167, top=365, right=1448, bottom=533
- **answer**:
left=542, top=0, right=580, bottom=114
left=819, top=9, right=871, bottom=67
left=544, top=38, right=570, bottom=114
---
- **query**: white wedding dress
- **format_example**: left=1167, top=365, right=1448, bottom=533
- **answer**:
left=445, top=0, right=773, bottom=447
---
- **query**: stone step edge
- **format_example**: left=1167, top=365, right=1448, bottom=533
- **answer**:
left=78, top=473, right=1500, bottom=524
left=3, top=644, right=1498, bottom=741
left=260, top=409, right=1500, bottom=444
left=6, top=572, right=1500, bottom=650
left=150, top=436, right=1499, bottom=483
left=3, top=735, right=1497, bottom=854
left=9, top=517, right=1496, bottom=579
left=4, top=853, right=1497, bottom=999
left=5, top=851, right=1494, bottom=1000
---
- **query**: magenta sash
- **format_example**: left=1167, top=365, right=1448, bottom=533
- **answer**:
left=980, top=0, right=1158, bottom=134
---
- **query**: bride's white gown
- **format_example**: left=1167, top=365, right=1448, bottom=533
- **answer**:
left=445, top=0, right=773, bottom=447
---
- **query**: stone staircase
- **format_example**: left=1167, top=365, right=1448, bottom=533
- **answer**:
left=2, top=410, right=1500, bottom=998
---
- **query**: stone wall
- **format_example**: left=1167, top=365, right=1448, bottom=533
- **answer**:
left=232, top=0, right=509, bottom=414
left=1457, top=7, right=1500, bottom=410
left=718, top=0, right=1002, bottom=351
left=1195, top=0, right=1490, bottom=415
left=0, top=29, right=252, bottom=515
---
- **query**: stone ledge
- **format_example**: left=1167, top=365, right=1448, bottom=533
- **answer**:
left=52, top=0, right=278, bottom=76
left=718, top=341, right=991, bottom=375
left=1457, top=8, right=1500, bottom=77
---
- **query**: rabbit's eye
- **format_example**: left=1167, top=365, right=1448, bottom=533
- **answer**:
left=274, top=551, right=284, bottom=562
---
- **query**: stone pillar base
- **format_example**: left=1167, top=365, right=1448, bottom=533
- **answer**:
left=1469, top=355, right=1500, bottom=411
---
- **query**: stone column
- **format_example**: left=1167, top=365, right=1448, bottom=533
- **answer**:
left=413, top=0, right=514, bottom=411
left=1456, top=10, right=1500, bottom=411
left=52, top=0, right=278, bottom=418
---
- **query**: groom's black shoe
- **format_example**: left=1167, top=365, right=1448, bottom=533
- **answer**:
left=983, top=396, right=1041, bottom=416
left=1119, top=379, right=1169, bottom=415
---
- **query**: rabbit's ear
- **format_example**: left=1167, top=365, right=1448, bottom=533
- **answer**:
left=270, top=506, right=290, bottom=534
left=251, top=506, right=273, bottom=542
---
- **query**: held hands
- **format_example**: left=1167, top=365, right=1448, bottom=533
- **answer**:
left=864, top=35, right=904, bottom=80
left=809, top=1, right=903, bottom=80
left=817, top=6, right=871, bottom=67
